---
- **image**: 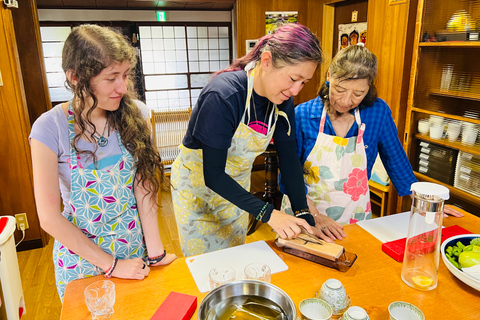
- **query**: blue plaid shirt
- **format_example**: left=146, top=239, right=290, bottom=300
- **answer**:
left=281, top=96, right=416, bottom=197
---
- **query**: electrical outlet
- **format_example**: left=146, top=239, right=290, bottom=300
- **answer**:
left=15, top=213, right=29, bottom=230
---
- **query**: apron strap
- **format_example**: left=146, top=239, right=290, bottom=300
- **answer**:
left=276, top=110, right=291, bottom=136
left=354, top=108, right=366, bottom=145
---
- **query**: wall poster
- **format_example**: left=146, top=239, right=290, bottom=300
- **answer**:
left=338, top=22, right=367, bottom=51
left=265, top=11, right=298, bottom=35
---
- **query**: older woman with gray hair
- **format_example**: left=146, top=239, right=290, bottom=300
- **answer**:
left=281, top=45, right=418, bottom=242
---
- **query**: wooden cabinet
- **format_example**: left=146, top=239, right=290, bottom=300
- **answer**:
left=405, top=0, right=480, bottom=213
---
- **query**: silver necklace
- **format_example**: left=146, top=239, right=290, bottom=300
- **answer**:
left=252, top=97, right=271, bottom=125
left=85, top=121, right=110, bottom=147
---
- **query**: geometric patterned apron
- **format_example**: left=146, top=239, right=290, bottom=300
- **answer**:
left=53, top=103, right=146, bottom=300
left=282, top=105, right=371, bottom=224
left=171, top=66, right=286, bottom=257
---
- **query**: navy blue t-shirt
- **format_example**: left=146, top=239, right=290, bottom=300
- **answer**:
left=183, top=70, right=296, bottom=149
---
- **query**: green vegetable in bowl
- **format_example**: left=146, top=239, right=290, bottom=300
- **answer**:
left=459, top=245, right=480, bottom=268
left=445, top=237, right=480, bottom=270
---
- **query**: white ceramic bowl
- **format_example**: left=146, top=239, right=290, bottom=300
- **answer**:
left=441, top=234, right=480, bottom=292
left=388, top=301, right=424, bottom=320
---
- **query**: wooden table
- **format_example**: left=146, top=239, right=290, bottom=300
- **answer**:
left=62, top=211, right=480, bottom=319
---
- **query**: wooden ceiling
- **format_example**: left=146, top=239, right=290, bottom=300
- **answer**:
left=36, top=0, right=236, bottom=10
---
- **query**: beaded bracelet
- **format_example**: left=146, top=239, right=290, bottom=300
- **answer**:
left=148, top=250, right=167, bottom=265
left=104, top=257, right=118, bottom=279
left=256, top=202, right=269, bottom=221
left=294, top=208, right=311, bottom=217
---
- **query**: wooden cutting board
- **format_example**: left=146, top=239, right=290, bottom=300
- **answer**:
left=276, top=236, right=345, bottom=261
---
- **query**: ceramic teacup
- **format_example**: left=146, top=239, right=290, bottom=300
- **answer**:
left=388, top=301, right=425, bottom=320
left=341, top=306, right=369, bottom=320
left=429, top=125, right=444, bottom=139
left=446, top=122, right=461, bottom=142
left=429, top=115, right=444, bottom=127
left=316, top=278, right=350, bottom=316
left=299, top=298, right=333, bottom=320
left=417, top=119, right=430, bottom=134
left=462, top=128, right=478, bottom=145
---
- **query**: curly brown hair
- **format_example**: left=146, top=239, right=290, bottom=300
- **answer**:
left=62, top=24, right=164, bottom=196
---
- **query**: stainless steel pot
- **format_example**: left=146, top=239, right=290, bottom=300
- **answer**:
left=198, top=279, right=296, bottom=320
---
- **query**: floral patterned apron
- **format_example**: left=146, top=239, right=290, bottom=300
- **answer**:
left=53, top=103, right=146, bottom=300
left=171, top=66, right=289, bottom=256
left=282, top=105, right=371, bottom=224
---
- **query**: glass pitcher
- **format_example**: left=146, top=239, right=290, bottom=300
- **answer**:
left=401, top=182, right=449, bottom=291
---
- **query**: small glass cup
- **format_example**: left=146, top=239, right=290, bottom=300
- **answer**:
left=208, top=266, right=236, bottom=289
left=84, top=280, right=115, bottom=320
left=244, top=263, right=271, bottom=282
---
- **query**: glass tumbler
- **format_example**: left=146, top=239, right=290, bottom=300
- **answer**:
left=208, top=266, right=236, bottom=289
left=84, top=280, right=116, bottom=320
left=244, top=263, right=271, bottom=282
left=401, top=182, right=449, bottom=291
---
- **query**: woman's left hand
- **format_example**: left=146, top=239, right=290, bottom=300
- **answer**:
left=149, top=253, right=177, bottom=267
left=443, top=205, right=464, bottom=218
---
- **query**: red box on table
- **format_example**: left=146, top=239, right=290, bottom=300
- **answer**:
left=150, top=291, right=197, bottom=320
left=381, top=225, right=472, bottom=262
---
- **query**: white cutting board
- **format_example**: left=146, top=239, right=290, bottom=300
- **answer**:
left=185, top=240, right=288, bottom=293
left=357, top=211, right=411, bottom=243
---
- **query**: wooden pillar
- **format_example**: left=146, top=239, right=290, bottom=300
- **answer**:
left=11, top=0, right=51, bottom=125
left=0, top=3, right=47, bottom=249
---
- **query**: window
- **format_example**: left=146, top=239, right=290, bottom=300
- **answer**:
left=40, top=26, right=73, bottom=103
left=139, top=24, right=231, bottom=111
left=39, top=23, right=232, bottom=110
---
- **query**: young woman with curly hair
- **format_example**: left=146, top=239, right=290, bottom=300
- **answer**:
left=29, top=24, right=176, bottom=300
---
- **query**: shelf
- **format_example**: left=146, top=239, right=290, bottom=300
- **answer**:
left=429, top=89, right=480, bottom=102
left=411, top=108, right=480, bottom=125
left=415, top=133, right=480, bottom=156
left=414, top=171, right=479, bottom=205
left=419, top=41, right=480, bottom=48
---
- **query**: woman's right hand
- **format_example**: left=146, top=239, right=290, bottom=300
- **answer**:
left=111, top=258, right=150, bottom=280
left=267, top=209, right=315, bottom=239
left=307, top=196, right=345, bottom=242
left=312, top=212, right=346, bottom=242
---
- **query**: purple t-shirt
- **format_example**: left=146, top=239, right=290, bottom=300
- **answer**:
left=29, top=100, right=150, bottom=214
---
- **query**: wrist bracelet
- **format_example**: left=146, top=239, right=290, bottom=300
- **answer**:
left=294, top=208, right=310, bottom=217
left=256, top=202, right=269, bottom=221
left=104, top=257, right=118, bottom=279
left=148, top=250, right=167, bottom=265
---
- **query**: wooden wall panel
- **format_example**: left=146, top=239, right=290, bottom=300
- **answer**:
left=12, top=0, right=52, bottom=126
left=235, top=0, right=329, bottom=106
left=0, top=5, right=46, bottom=248
left=367, top=0, right=418, bottom=213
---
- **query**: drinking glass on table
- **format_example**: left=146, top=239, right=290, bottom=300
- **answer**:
left=209, top=266, right=236, bottom=289
left=244, top=263, right=271, bottom=282
left=84, top=280, right=115, bottom=320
